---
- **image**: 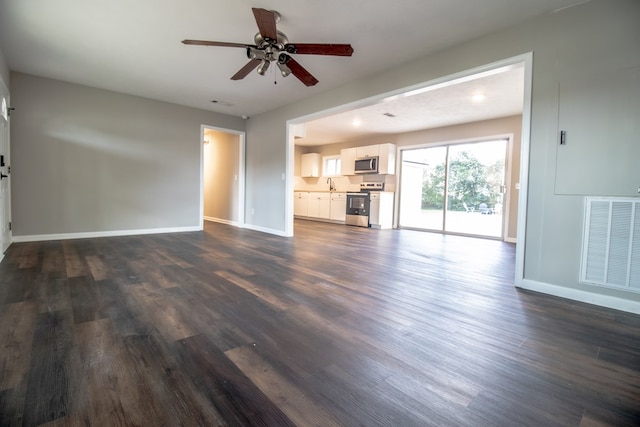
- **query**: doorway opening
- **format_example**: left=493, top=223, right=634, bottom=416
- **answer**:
left=201, top=126, right=245, bottom=229
left=285, top=54, right=532, bottom=288
left=399, top=138, right=509, bottom=239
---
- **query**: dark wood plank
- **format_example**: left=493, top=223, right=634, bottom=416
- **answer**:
left=41, top=242, right=65, bottom=279
left=68, top=276, right=103, bottom=325
left=128, top=284, right=201, bottom=342
left=0, top=301, right=38, bottom=390
left=225, top=343, right=342, bottom=426
left=22, top=309, right=74, bottom=426
left=0, top=384, right=27, bottom=427
left=0, top=219, right=639, bottom=425
left=175, top=333, right=295, bottom=426
left=75, top=320, right=165, bottom=426
left=35, top=277, right=71, bottom=314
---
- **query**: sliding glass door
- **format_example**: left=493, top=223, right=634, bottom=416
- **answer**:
left=399, top=139, right=507, bottom=238
left=399, top=147, right=447, bottom=230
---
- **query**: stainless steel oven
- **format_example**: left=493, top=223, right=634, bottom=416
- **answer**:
left=345, top=182, right=384, bottom=227
left=345, top=192, right=370, bottom=227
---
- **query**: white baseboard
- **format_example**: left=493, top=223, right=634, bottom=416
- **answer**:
left=12, top=225, right=203, bottom=243
left=203, top=216, right=241, bottom=227
left=517, top=278, right=640, bottom=315
left=505, top=237, right=517, bottom=243
left=205, top=216, right=290, bottom=237
left=243, top=223, right=291, bottom=237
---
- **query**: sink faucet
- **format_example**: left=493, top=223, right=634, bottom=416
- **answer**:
left=326, top=177, right=335, bottom=191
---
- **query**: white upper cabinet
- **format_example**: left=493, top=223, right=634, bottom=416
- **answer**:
left=356, top=145, right=379, bottom=158
left=340, top=148, right=356, bottom=175
left=301, top=153, right=321, bottom=177
left=377, top=143, right=396, bottom=175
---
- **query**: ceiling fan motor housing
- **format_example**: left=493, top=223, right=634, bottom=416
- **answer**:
left=249, top=30, right=294, bottom=73
left=254, top=31, right=288, bottom=53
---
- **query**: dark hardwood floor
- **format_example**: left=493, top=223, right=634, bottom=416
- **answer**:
left=1, top=219, right=639, bottom=426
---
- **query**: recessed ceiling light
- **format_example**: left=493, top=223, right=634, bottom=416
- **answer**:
left=472, top=93, right=486, bottom=102
left=352, top=119, right=362, bottom=127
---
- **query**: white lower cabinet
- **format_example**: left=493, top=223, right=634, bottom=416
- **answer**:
left=294, top=191, right=392, bottom=226
left=294, top=192, right=309, bottom=217
left=294, top=192, right=347, bottom=222
left=369, top=192, right=394, bottom=229
left=330, top=192, right=347, bottom=221
left=308, top=192, right=331, bottom=219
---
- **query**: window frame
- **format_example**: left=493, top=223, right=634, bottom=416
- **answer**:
left=322, top=155, right=342, bottom=177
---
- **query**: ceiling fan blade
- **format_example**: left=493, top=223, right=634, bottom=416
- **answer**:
left=285, top=57, right=319, bottom=86
left=285, top=43, right=354, bottom=56
left=182, top=39, right=250, bottom=48
left=252, top=8, right=278, bottom=41
left=231, top=59, right=262, bottom=80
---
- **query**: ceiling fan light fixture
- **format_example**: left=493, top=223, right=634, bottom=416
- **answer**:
left=257, top=59, right=270, bottom=75
left=277, top=61, right=291, bottom=77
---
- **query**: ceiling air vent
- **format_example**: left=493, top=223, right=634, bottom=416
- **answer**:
left=383, top=112, right=396, bottom=118
left=211, top=99, right=233, bottom=107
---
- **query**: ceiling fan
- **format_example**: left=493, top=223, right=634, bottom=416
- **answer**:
left=182, top=8, right=354, bottom=86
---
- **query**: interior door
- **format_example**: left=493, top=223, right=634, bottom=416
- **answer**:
left=0, top=95, right=11, bottom=253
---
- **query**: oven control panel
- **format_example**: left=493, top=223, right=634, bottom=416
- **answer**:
left=360, top=182, right=384, bottom=191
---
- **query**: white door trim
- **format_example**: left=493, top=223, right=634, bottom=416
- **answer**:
left=200, top=125, right=246, bottom=230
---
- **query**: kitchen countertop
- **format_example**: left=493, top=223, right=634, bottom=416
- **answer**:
left=294, top=190, right=395, bottom=193
left=294, top=190, right=347, bottom=193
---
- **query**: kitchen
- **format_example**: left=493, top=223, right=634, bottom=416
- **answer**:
left=293, top=110, right=524, bottom=242
left=294, top=142, right=397, bottom=229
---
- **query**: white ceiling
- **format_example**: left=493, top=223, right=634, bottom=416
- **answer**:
left=295, top=63, right=525, bottom=146
left=0, top=1, right=579, bottom=132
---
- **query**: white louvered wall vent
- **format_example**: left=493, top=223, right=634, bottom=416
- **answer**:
left=581, top=197, right=640, bottom=292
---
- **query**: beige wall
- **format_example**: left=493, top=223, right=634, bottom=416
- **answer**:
left=294, top=115, right=522, bottom=240
left=10, top=72, right=245, bottom=236
left=203, top=129, right=241, bottom=223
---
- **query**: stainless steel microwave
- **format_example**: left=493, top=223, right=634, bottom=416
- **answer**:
left=354, top=156, right=379, bottom=174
